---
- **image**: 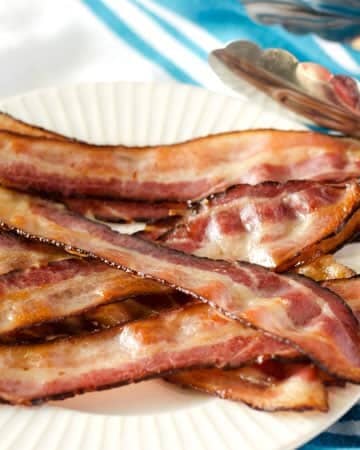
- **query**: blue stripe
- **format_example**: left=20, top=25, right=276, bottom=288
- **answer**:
left=132, top=0, right=208, bottom=60
left=82, top=0, right=199, bottom=85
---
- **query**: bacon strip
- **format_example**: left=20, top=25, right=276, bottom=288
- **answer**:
left=0, top=113, right=165, bottom=223
left=167, top=361, right=328, bottom=412
left=0, top=257, right=169, bottom=336
left=0, top=130, right=359, bottom=201
left=0, top=187, right=359, bottom=382
left=0, top=113, right=188, bottom=223
left=2, top=293, right=185, bottom=344
left=0, top=303, right=296, bottom=405
left=64, top=197, right=188, bottom=223
left=158, top=181, right=360, bottom=270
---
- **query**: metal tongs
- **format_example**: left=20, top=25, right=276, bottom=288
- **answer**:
left=209, top=41, right=360, bottom=138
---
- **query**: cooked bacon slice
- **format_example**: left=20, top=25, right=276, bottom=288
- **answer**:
left=2, top=293, right=185, bottom=344
left=0, top=303, right=297, bottom=405
left=167, top=361, right=328, bottom=412
left=0, top=231, right=66, bottom=275
left=0, top=187, right=359, bottom=382
left=0, top=299, right=153, bottom=344
left=0, top=114, right=188, bottom=224
left=64, top=197, right=188, bottom=223
left=0, top=114, right=187, bottom=223
left=0, top=130, right=359, bottom=201
left=0, top=258, right=168, bottom=336
left=296, top=255, right=356, bottom=281
left=159, top=181, right=360, bottom=270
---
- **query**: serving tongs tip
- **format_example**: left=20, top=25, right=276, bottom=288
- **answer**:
left=209, top=40, right=360, bottom=137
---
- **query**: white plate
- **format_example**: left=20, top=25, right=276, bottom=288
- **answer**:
left=0, top=81, right=359, bottom=450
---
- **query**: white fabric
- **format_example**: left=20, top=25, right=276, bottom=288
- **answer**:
left=0, top=0, right=171, bottom=99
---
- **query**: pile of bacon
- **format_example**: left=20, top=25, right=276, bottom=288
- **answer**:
left=1, top=112, right=360, bottom=413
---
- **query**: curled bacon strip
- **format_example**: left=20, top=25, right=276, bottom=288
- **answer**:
left=167, top=361, right=328, bottom=412
left=0, top=187, right=359, bottom=382
left=159, top=181, right=360, bottom=270
left=0, top=303, right=294, bottom=405
left=0, top=130, right=359, bottom=201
